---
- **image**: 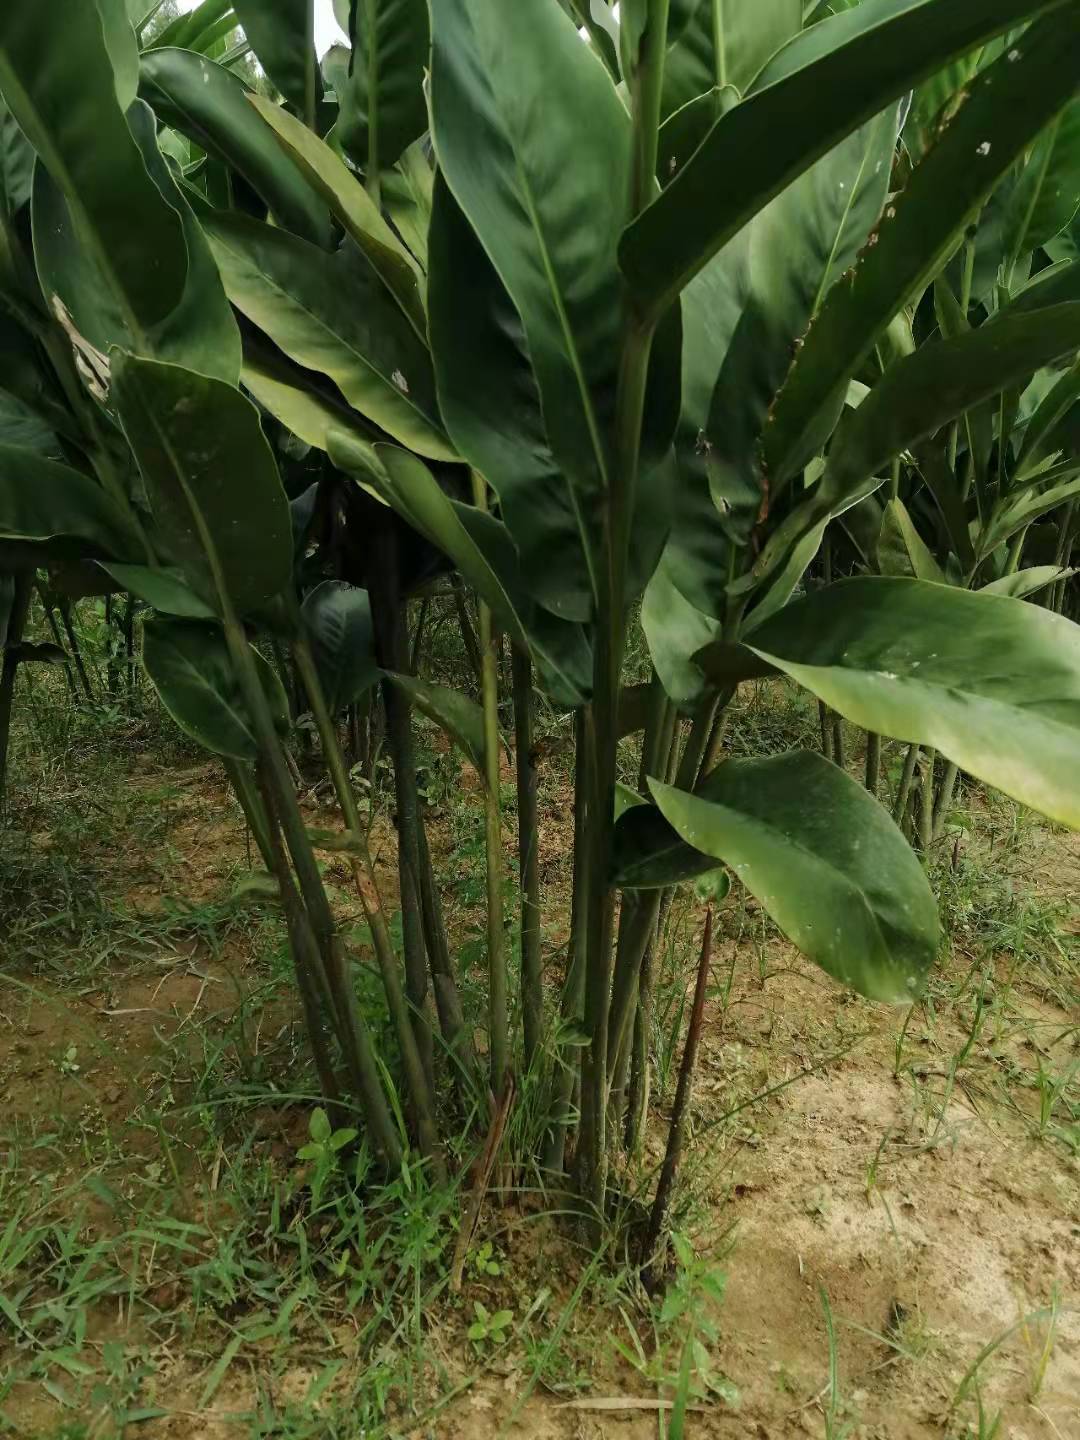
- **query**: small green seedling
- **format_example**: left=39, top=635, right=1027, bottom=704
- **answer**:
left=467, top=1301, right=513, bottom=1349
left=297, top=1107, right=358, bottom=1207
left=470, top=1240, right=501, bottom=1278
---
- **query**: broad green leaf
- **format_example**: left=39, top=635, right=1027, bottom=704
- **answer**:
left=143, top=616, right=289, bottom=760
left=381, top=138, right=433, bottom=269
left=764, top=17, right=1080, bottom=487
left=980, top=564, right=1075, bottom=599
left=621, top=0, right=1072, bottom=322
left=823, top=305, right=1080, bottom=511
left=1003, top=99, right=1080, bottom=267
left=241, top=341, right=385, bottom=495
left=301, top=580, right=379, bottom=710
left=978, top=471, right=1080, bottom=557
left=385, top=672, right=487, bottom=779
left=702, top=105, right=898, bottom=538
left=231, top=0, right=321, bottom=118
left=32, top=101, right=241, bottom=383
left=0, top=0, right=186, bottom=326
left=246, top=93, right=425, bottom=336
left=202, top=209, right=454, bottom=462
left=111, top=353, right=292, bottom=615
left=94, top=0, right=139, bottom=109
left=97, top=562, right=216, bottom=618
left=1016, top=359, right=1080, bottom=478
left=647, top=752, right=939, bottom=1002
left=661, top=0, right=801, bottom=121
left=429, top=0, right=629, bottom=502
left=612, top=794, right=722, bottom=891
left=0, top=96, right=33, bottom=216
left=642, top=553, right=721, bottom=711
left=427, top=172, right=595, bottom=620
left=139, top=48, right=332, bottom=248
left=876, top=497, right=945, bottom=582
left=149, top=0, right=234, bottom=50
left=334, top=0, right=429, bottom=172
left=0, top=447, right=142, bottom=561
left=747, top=576, right=1080, bottom=829
left=332, top=436, right=592, bottom=706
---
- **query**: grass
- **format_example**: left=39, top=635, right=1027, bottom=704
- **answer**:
left=1, top=600, right=1078, bottom=1437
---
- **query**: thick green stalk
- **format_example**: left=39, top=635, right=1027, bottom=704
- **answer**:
left=291, top=619, right=444, bottom=1173
left=368, top=515, right=437, bottom=1094
left=918, top=748, right=936, bottom=853
left=932, top=761, right=959, bottom=842
left=415, top=819, right=477, bottom=1092
left=0, top=574, right=32, bottom=810
left=471, top=473, right=510, bottom=1095
left=512, top=646, right=543, bottom=1071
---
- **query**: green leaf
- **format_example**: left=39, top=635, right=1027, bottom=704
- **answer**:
left=876, top=497, right=945, bottom=582
left=764, top=16, right=1080, bottom=488
left=309, top=1106, right=332, bottom=1143
left=661, top=0, right=801, bottom=122
left=302, top=580, right=379, bottom=711
left=333, top=437, right=593, bottom=707
left=0, top=447, right=142, bottom=561
left=0, top=0, right=187, bottom=326
left=823, top=305, right=1080, bottom=513
left=97, top=563, right=216, bottom=618
left=0, top=95, right=34, bottom=217
left=381, top=138, right=433, bottom=269
left=246, top=93, right=425, bottom=336
left=612, top=794, right=724, bottom=890
left=978, top=470, right=1080, bottom=558
left=622, top=0, right=1064, bottom=321
left=231, top=0, right=322, bottom=118
left=1015, top=359, right=1080, bottom=478
left=1003, top=98, right=1080, bottom=267
left=747, top=576, right=1080, bottom=829
left=201, top=209, right=454, bottom=462
left=111, top=353, right=293, bottom=616
left=334, top=0, right=429, bottom=172
left=642, top=553, right=721, bottom=711
left=139, top=48, right=333, bottom=248
left=143, top=616, right=290, bottom=760
left=701, top=104, right=898, bottom=539
left=94, top=0, right=140, bottom=109
left=385, top=673, right=487, bottom=779
left=429, top=0, right=629, bottom=503
left=648, top=752, right=939, bottom=1002
left=980, top=564, right=1075, bottom=599
left=32, top=101, right=241, bottom=383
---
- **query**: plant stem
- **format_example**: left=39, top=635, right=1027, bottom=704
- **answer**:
left=512, top=646, right=543, bottom=1071
left=0, top=574, right=32, bottom=810
left=893, top=742, right=920, bottom=823
left=36, top=583, right=78, bottom=702
left=642, top=907, right=713, bottom=1277
left=57, top=600, right=96, bottom=700
left=368, top=513, right=437, bottom=1095
left=865, top=732, right=881, bottom=796
left=932, top=761, right=959, bottom=842
left=451, top=575, right=483, bottom=688
left=472, top=472, right=510, bottom=1096
left=290, top=616, right=443, bottom=1172
left=223, top=757, right=276, bottom=870
left=918, top=748, right=936, bottom=853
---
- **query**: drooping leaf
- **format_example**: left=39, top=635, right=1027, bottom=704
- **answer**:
left=93, top=0, right=139, bottom=109
left=611, top=794, right=721, bottom=891
left=301, top=580, right=379, bottom=710
left=111, top=353, right=292, bottom=615
left=202, top=208, right=454, bottom=461
left=246, top=93, right=425, bottom=335
left=746, top=576, right=1080, bottom=829
left=645, top=751, right=939, bottom=1002
left=143, top=616, right=290, bottom=760
left=97, top=562, right=216, bottom=618
left=231, top=0, right=322, bottom=119
left=334, top=0, right=429, bottom=172
left=139, top=48, right=333, bottom=248
left=384, top=672, right=487, bottom=779
left=0, top=0, right=187, bottom=325
left=661, top=0, right=801, bottom=121
left=764, top=17, right=1080, bottom=487
left=331, top=435, right=592, bottom=706
left=380, top=138, right=434, bottom=269
left=32, top=101, right=241, bottom=383
left=0, top=447, right=143, bottom=561
left=429, top=0, right=630, bottom=503
left=978, top=470, right=1080, bottom=558
left=620, top=0, right=1073, bottom=322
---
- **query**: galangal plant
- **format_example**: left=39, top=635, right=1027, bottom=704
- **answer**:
left=2, top=0, right=1080, bottom=1266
